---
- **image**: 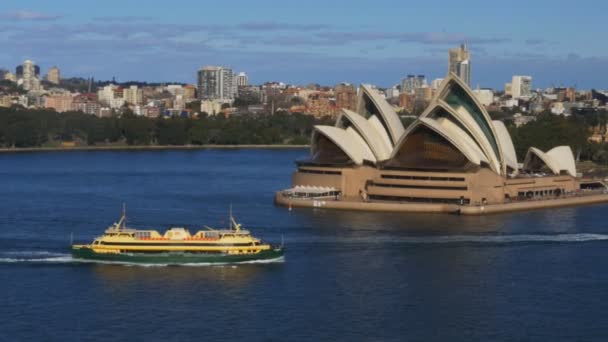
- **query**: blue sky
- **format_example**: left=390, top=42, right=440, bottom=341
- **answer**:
left=0, top=0, right=606, bottom=89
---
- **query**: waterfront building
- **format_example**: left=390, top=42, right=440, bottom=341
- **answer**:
left=511, top=76, right=532, bottom=99
left=197, top=66, right=236, bottom=101
left=448, top=44, right=471, bottom=85
left=276, top=72, right=591, bottom=214
left=46, top=66, right=60, bottom=84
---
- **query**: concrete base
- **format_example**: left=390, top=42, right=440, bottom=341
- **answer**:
left=275, top=192, right=608, bottom=215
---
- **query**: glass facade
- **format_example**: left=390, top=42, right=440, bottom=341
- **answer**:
left=387, top=125, right=471, bottom=170
left=308, top=134, right=353, bottom=165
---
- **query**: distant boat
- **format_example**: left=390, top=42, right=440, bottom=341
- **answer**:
left=71, top=206, right=283, bottom=264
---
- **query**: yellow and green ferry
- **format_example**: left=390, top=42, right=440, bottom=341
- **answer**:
left=71, top=208, right=284, bottom=264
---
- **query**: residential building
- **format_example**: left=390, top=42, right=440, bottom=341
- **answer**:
left=123, top=85, right=143, bottom=105
left=197, top=66, right=235, bottom=101
left=3, top=72, right=16, bottom=82
left=335, top=83, right=357, bottom=111
left=0, top=95, right=12, bottom=107
left=306, top=91, right=337, bottom=118
left=385, top=85, right=400, bottom=99
left=504, top=82, right=513, bottom=96
left=200, top=100, right=224, bottom=115
left=401, top=75, right=426, bottom=94
left=46, top=66, right=61, bottom=84
left=183, top=85, right=196, bottom=100
left=511, top=76, right=532, bottom=99
left=72, top=94, right=100, bottom=116
left=236, top=72, right=249, bottom=87
left=17, top=60, right=41, bottom=91
left=448, top=44, right=471, bottom=85
left=431, top=78, right=444, bottom=90
left=97, top=84, right=125, bottom=109
left=45, top=93, right=73, bottom=112
left=414, top=86, right=433, bottom=102
left=472, top=88, right=494, bottom=106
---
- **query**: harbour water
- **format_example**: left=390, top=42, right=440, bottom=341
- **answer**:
left=1, top=149, right=608, bottom=341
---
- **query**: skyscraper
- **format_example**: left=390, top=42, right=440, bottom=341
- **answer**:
left=448, top=44, right=471, bottom=85
left=46, top=66, right=61, bottom=84
left=16, top=60, right=41, bottom=91
left=197, top=66, right=236, bottom=101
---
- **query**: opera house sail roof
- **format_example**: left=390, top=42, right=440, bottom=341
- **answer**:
left=279, top=71, right=601, bottom=214
left=304, top=73, right=577, bottom=178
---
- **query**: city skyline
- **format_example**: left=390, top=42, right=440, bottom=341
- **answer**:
left=0, top=0, right=607, bottom=89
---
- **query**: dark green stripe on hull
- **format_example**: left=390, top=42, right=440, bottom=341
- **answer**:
left=71, top=247, right=284, bottom=264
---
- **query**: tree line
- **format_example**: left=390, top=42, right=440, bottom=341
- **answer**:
left=0, top=107, right=333, bottom=148
left=3, top=106, right=608, bottom=165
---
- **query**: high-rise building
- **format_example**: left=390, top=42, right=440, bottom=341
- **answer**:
left=401, top=75, right=427, bottom=94
left=46, top=66, right=61, bottom=84
left=511, top=76, right=532, bottom=99
left=16, top=61, right=40, bottom=79
left=236, top=72, right=249, bottom=87
left=17, top=60, right=41, bottom=91
left=197, top=66, right=236, bottom=101
left=448, top=44, right=471, bottom=85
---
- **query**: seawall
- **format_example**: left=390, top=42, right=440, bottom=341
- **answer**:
left=275, top=192, right=608, bottom=215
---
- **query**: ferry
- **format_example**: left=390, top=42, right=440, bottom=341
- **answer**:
left=71, top=207, right=284, bottom=264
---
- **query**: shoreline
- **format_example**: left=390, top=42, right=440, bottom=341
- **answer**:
left=0, top=144, right=309, bottom=153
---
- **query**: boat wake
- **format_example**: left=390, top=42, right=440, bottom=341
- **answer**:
left=0, top=250, right=285, bottom=267
left=0, top=251, right=73, bottom=264
left=292, top=233, right=608, bottom=245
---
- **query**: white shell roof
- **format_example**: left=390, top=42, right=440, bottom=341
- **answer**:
left=524, top=146, right=576, bottom=177
left=337, top=109, right=393, bottom=161
left=313, top=125, right=377, bottom=165
left=492, top=120, right=518, bottom=172
left=359, top=84, right=405, bottom=145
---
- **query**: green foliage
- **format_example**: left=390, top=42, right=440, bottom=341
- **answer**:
left=509, top=113, right=589, bottom=160
left=0, top=107, right=321, bottom=147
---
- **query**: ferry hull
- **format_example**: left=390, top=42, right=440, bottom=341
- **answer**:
left=72, top=247, right=284, bottom=264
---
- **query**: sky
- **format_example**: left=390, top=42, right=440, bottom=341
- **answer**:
left=0, top=0, right=607, bottom=89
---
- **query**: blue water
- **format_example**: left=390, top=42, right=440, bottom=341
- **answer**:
left=1, top=149, right=608, bottom=341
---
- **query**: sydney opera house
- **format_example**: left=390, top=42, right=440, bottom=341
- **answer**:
left=275, top=73, right=608, bottom=214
